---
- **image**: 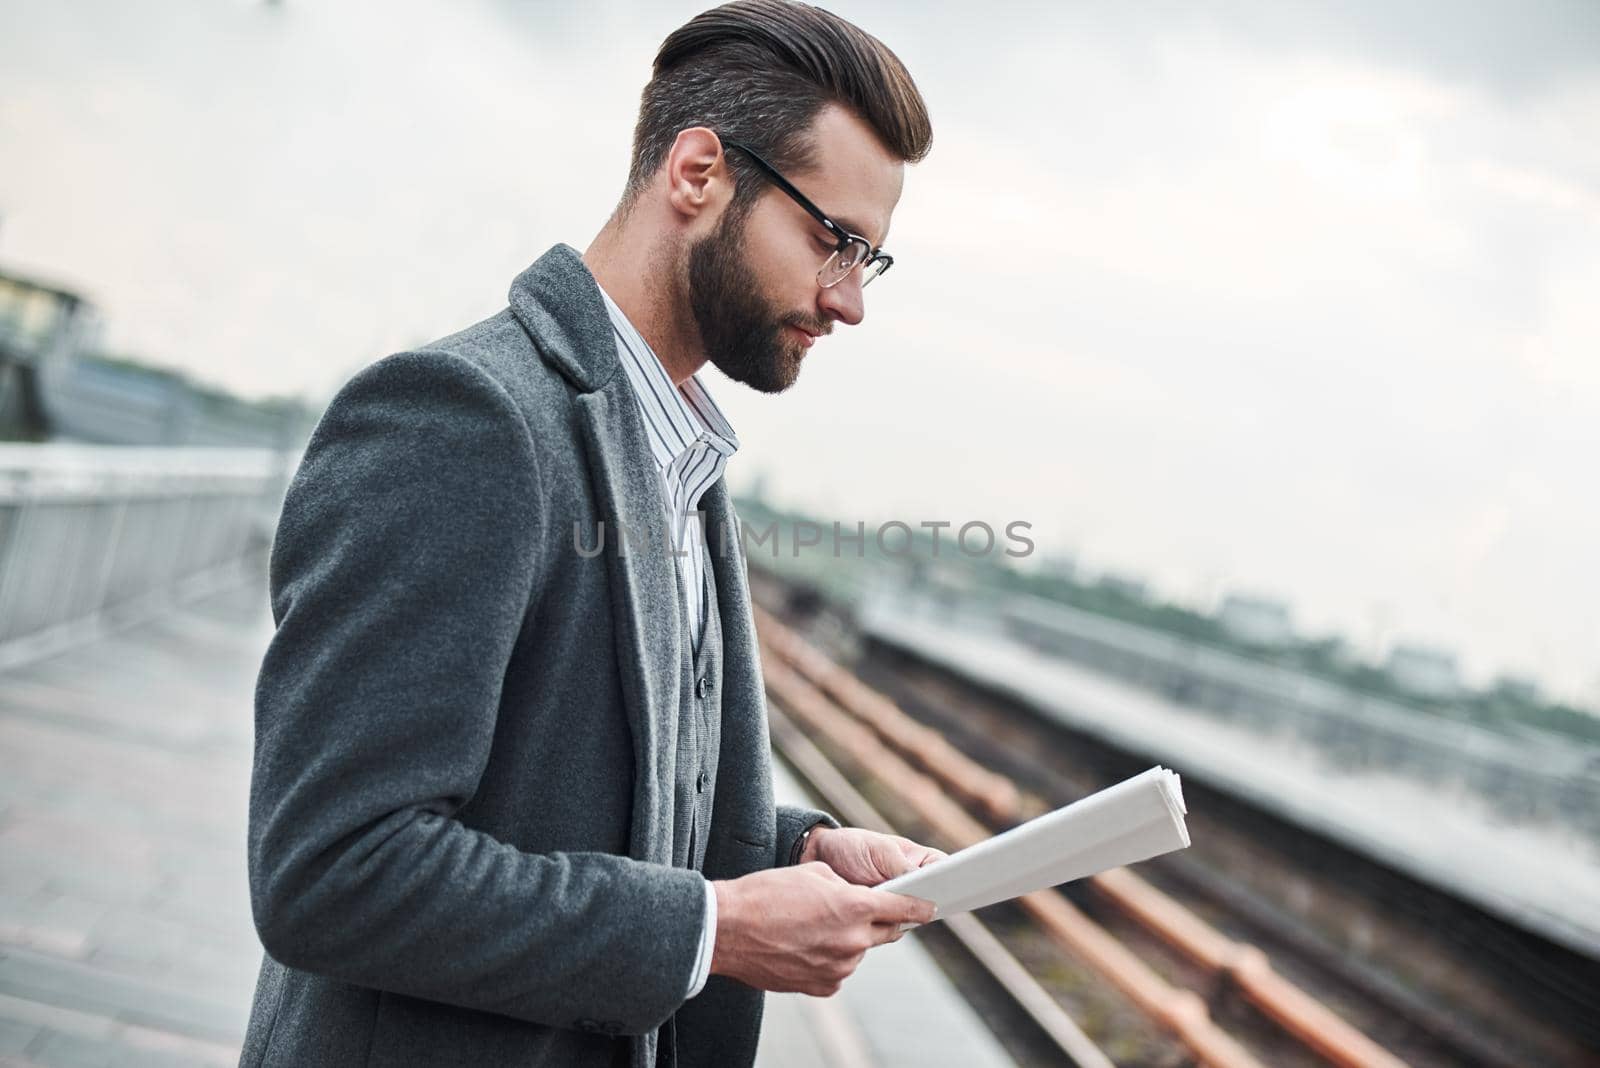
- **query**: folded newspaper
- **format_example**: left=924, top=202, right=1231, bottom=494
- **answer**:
left=879, top=766, right=1189, bottom=919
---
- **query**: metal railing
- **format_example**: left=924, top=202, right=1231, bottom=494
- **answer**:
left=0, top=444, right=288, bottom=663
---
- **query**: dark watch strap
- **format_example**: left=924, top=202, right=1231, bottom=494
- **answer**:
left=790, top=822, right=822, bottom=866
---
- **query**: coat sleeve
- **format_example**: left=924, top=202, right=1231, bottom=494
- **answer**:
left=775, top=804, right=839, bottom=867
left=247, top=349, right=705, bottom=1037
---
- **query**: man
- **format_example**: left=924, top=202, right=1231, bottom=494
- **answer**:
left=240, top=2, right=941, bottom=1065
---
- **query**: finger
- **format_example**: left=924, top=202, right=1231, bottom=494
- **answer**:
left=914, top=848, right=948, bottom=868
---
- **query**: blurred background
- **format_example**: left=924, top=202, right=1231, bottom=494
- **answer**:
left=1, top=1, right=1595, bottom=1066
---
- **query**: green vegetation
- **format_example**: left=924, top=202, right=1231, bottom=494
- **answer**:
left=734, top=493, right=1600, bottom=747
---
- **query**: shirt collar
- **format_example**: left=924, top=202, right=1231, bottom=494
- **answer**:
left=595, top=283, right=739, bottom=471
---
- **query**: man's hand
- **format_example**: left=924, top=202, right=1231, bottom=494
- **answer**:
left=710, top=863, right=936, bottom=997
left=800, top=826, right=947, bottom=887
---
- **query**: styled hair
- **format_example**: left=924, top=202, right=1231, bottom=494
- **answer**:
left=624, top=0, right=932, bottom=215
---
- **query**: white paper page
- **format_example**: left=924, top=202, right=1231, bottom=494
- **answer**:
left=878, top=767, right=1189, bottom=920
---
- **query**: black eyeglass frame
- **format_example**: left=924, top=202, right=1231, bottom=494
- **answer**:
left=721, top=140, right=894, bottom=288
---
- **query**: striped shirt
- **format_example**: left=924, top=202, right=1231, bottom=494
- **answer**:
left=597, top=284, right=739, bottom=655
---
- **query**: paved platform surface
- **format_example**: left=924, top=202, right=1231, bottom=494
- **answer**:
left=0, top=587, right=265, bottom=1067
left=0, top=583, right=1012, bottom=1067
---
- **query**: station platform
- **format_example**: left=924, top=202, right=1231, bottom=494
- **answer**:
left=0, top=583, right=1012, bottom=1067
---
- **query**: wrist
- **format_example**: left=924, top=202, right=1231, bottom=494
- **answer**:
left=797, top=823, right=831, bottom=865
left=709, top=880, right=739, bottom=977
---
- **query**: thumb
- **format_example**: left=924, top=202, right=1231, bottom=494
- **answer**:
left=877, top=891, right=937, bottom=927
left=872, top=838, right=918, bottom=878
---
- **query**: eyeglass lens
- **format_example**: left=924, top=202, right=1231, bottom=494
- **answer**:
left=819, top=240, right=886, bottom=289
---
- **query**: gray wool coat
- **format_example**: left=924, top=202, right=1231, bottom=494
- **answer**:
left=239, top=244, right=833, bottom=1068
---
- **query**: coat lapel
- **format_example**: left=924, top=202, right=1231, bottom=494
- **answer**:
left=700, top=478, right=775, bottom=823
left=509, top=245, right=683, bottom=865
left=575, top=387, right=683, bottom=863
left=701, top=480, right=755, bottom=676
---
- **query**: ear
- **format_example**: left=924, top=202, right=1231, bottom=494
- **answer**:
left=663, top=126, right=733, bottom=224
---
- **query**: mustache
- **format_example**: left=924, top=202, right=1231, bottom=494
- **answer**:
left=781, top=314, right=832, bottom=338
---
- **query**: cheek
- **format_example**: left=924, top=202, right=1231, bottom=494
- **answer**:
left=742, top=212, right=821, bottom=310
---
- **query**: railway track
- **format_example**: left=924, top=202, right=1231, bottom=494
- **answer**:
left=750, top=579, right=1598, bottom=1068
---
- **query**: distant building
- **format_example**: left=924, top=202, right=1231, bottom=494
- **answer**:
left=40, top=354, right=308, bottom=449
left=1, top=265, right=312, bottom=449
left=1217, top=594, right=1295, bottom=647
left=1385, top=642, right=1462, bottom=700
left=0, top=269, right=100, bottom=440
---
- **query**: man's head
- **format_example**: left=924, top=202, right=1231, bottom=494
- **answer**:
left=622, top=0, right=931, bottom=392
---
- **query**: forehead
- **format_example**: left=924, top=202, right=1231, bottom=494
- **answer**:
left=787, top=105, right=905, bottom=247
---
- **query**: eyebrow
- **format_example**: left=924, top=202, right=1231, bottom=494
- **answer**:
left=831, top=214, right=888, bottom=250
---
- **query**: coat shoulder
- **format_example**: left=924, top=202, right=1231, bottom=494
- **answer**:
left=421, top=307, right=569, bottom=410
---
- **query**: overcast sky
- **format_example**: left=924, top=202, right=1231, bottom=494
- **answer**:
left=2, top=0, right=1597, bottom=704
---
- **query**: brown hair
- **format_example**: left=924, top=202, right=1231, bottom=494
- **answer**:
left=623, top=0, right=932, bottom=215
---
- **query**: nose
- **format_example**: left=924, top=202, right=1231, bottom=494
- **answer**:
left=817, top=270, right=865, bottom=327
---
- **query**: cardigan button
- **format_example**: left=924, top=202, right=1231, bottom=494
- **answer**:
left=695, top=675, right=709, bottom=699
left=696, top=771, right=709, bottom=793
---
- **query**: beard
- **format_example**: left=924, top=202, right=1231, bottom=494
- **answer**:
left=686, top=207, right=824, bottom=395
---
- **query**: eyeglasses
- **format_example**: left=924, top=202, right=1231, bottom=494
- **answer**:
left=721, top=140, right=894, bottom=289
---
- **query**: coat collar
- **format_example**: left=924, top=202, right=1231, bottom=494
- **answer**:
left=507, top=243, right=620, bottom=394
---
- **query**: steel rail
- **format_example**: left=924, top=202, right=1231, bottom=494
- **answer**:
left=758, top=610, right=1410, bottom=1068
left=755, top=604, right=1020, bottom=825
left=762, top=652, right=1267, bottom=1068
left=768, top=705, right=1116, bottom=1068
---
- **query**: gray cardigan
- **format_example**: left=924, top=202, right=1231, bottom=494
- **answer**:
left=239, top=244, right=832, bottom=1068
